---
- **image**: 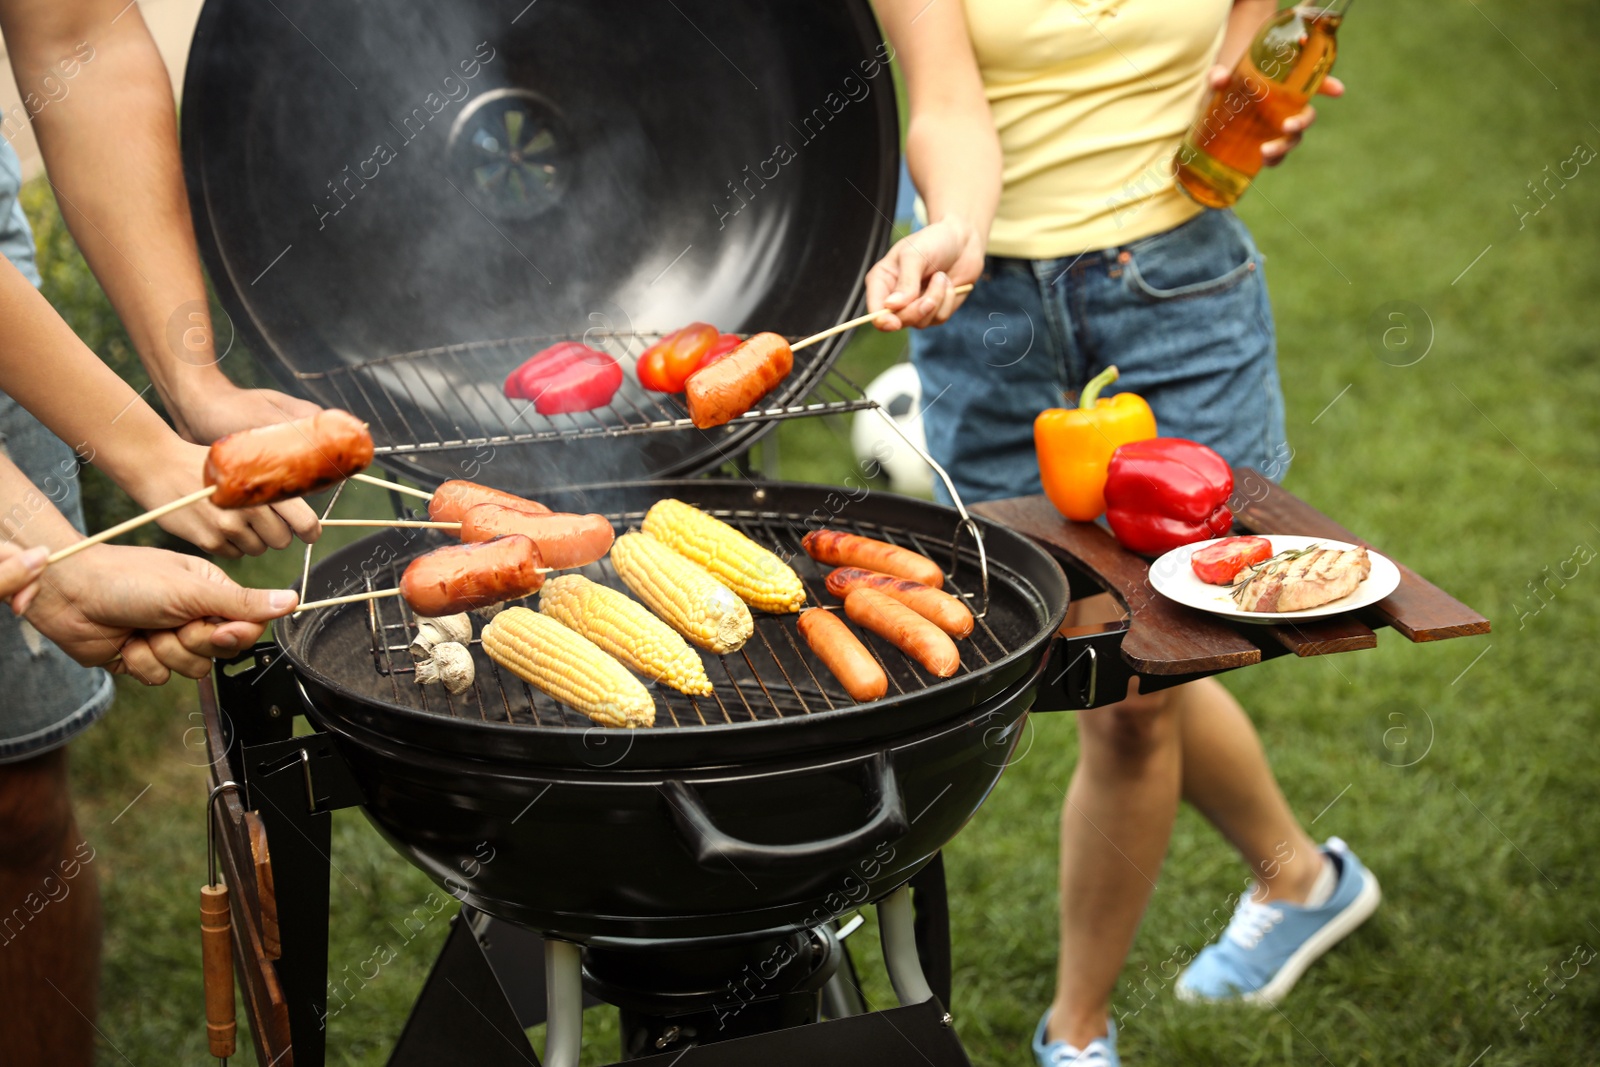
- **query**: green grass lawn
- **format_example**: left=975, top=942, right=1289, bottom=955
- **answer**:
left=35, top=0, right=1600, bottom=1063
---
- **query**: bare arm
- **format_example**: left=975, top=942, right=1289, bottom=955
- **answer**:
left=865, top=0, right=1001, bottom=329
left=1219, top=0, right=1277, bottom=70
left=0, top=453, right=298, bottom=684
left=0, top=0, right=321, bottom=440
left=0, top=254, right=318, bottom=554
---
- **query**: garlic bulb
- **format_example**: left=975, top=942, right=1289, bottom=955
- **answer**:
left=414, top=641, right=475, bottom=694
left=410, top=613, right=473, bottom=661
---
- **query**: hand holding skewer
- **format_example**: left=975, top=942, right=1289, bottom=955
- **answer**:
left=47, top=410, right=375, bottom=564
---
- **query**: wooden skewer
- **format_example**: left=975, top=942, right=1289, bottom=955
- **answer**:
left=293, top=569, right=556, bottom=613
left=352, top=472, right=433, bottom=500
left=319, top=519, right=460, bottom=530
left=292, top=588, right=404, bottom=613
left=47, top=485, right=219, bottom=564
left=791, top=284, right=974, bottom=353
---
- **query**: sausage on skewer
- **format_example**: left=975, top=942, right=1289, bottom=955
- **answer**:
left=428, top=480, right=551, bottom=526
left=683, top=332, right=793, bottom=429
left=459, top=504, right=614, bottom=570
left=399, top=535, right=545, bottom=616
left=204, top=410, right=374, bottom=508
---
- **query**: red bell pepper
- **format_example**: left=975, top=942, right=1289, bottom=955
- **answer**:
left=636, top=322, right=719, bottom=393
left=1103, top=438, right=1234, bottom=555
left=504, top=342, right=623, bottom=415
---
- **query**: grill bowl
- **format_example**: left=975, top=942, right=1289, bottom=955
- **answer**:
left=276, top=480, right=1070, bottom=939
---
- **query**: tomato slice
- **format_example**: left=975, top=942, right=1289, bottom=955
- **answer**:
left=636, top=323, right=719, bottom=392
left=1190, top=536, right=1272, bottom=585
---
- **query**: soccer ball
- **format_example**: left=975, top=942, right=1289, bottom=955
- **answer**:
left=851, top=362, right=934, bottom=497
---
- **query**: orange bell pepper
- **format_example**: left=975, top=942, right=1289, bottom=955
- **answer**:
left=1034, top=365, right=1158, bottom=521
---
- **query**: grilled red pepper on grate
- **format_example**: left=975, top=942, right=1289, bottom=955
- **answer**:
left=505, top=342, right=623, bottom=415
left=636, top=323, right=719, bottom=393
left=1103, top=437, right=1235, bottom=555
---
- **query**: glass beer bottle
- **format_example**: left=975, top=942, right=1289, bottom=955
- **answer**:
left=1176, top=1, right=1351, bottom=209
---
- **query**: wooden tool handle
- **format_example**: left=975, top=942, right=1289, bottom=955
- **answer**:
left=200, top=883, right=236, bottom=1058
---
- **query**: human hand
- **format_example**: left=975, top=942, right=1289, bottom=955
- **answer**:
left=865, top=216, right=984, bottom=331
left=14, top=544, right=298, bottom=685
left=0, top=542, right=47, bottom=604
left=171, top=380, right=323, bottom=447
left=132, top=439, right=321, bottom=557
left=1205, top=66, right=1345, bottom=166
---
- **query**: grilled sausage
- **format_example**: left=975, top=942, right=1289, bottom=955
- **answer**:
left=801, top=530, right=944, bottom=588
left=399, top=535, right=545, bottom=615
left=428, top=480, right=551, bottom=527
left=683, top=332, right=793, bottom=429
left=204, top=409, right=374, bottom=508
left=798, top=608, right=887, bottom=702
left=825, top=567, right=974, bottom=638
left=459, top=504, right=614, bottom=570
left=844, top=587, right=960, bottom=678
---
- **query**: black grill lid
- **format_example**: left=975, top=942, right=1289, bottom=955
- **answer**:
left=181, top=0, right=898, bottom=491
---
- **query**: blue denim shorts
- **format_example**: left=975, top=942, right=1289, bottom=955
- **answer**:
left=910, top=208, right=1290, bottom=506
left=0, top=139, right=114, bottom=764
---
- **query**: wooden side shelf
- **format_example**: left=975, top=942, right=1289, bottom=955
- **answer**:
left=975, top=469, right=1488, bottom=677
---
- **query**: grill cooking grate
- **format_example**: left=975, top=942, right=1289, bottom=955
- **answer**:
left=364, top=507, right=1011, bottom=730
left=290, top=331, right=876, bottom=455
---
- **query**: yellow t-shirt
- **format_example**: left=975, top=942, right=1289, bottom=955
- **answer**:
left=963, top=0, right=1233, bottom=258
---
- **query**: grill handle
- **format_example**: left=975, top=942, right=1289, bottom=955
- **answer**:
left=661, top=752, right=908, bottom=870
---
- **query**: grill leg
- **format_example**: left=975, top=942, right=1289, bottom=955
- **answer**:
left=878, top=887, right=935, bottom=1006
left=544, top=938, right=584, bottom=1067
left=910, top=852, right=954, bottom=1008
left=388, top=909, right=539, bottom=1066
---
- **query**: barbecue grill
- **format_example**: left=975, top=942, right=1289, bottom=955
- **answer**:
left=180, top=1, right=1490, bottom=1064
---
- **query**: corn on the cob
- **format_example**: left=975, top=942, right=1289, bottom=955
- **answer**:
left=538, top=574, right=713, bottom=696
left=609, top=532, right=753, bottom=654
left=641, top=498, right=806, bottom=613
left=482, top=606, right=655, bottom=728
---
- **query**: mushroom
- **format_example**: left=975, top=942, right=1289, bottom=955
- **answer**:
left=414, top=641, right=475, bottom=694
left=410, top=613, right=473, bottom=662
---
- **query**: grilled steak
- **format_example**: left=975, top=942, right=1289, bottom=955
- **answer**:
left=1231, top=545, right=1371, bottom=613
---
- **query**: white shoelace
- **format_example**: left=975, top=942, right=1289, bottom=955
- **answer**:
left=1224, top=894, right=1285, bottom=950
left=1046, top=1044, right=1116, bottom=1067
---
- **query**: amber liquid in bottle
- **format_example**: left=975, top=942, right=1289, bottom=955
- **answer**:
left=1176, top=4, right=1346, bottom=209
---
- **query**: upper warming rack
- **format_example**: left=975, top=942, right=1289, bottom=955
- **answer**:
left=290, top=330, right=878, bottom=457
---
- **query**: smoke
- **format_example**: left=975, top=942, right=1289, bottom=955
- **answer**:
left=189, top=0, right=895, bottom=492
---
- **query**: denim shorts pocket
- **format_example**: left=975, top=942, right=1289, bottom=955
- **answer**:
left=1122, top=211, right=1261, bottom=304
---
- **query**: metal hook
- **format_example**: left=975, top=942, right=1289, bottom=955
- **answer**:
left=865, top=401, right=992, bottom=617
left=205, top=781, right=239, bottom=889
left=949, top=516, right=991, bottom=619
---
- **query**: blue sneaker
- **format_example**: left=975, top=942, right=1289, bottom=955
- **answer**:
left=1176, top=837, right=1380, bottom=1005
left=1032, top=1011, right=1118, bottom=1066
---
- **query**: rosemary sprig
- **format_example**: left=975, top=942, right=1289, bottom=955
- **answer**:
left=1231, top=542, right=1322, bottom=605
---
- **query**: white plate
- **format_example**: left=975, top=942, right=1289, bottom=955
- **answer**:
left=1147, top=535, right=1401, bottom=623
